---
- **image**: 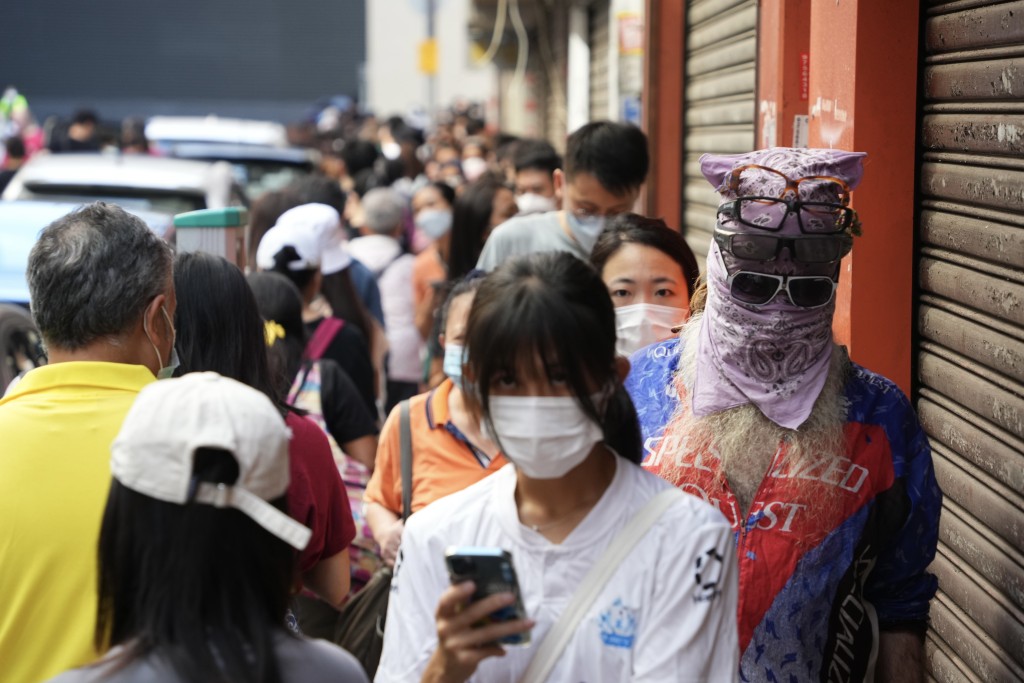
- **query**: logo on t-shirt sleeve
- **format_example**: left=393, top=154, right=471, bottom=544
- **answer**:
left=599, top=598, right=638, bottom=649
left=694, top=547, right=725, bottom=603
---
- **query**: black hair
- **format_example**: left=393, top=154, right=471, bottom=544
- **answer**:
left=247, top=190, right=293, bottom=268
left=247, top=271, right=308, bottom=398
left=351, top=167, right=383, bottom=199
left=437, top=271, right=486, bottom=339
left=427, top=180, right=457, bottom=208
left=590, top=213, right=700, bottom=298
left=96, top=448, right=293, bottom=683
left=448, top=174, right=508, bottom=281
left=71, top=108, right=98, bottom=126
left=513, top=138, right=562, bottom=175
left=286, top=175, right=347, bottom=215
left=464, top=252, right=642, bottom=464
left=321, top=269, right=374, bottom=340
left=268, top=245, right=317, bottom=293
left=4, top=135, right=25, bottom=159
left=564, top=121, right=649, bottom=196
left=341, top=139, right=379, bottom=177
left=172, top=252, right=280, bottom=405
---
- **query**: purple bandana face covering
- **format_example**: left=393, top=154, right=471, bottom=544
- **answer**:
left=693, top=243, right=837, bottom=429
left=691, top=147, right=866, bottom=429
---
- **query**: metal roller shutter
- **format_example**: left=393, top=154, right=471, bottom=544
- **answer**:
left=589, top=0, right=611, bottom=121
left=916, top=2, right=1024, bottom=681
left=682, top=0, right=757, bottom=268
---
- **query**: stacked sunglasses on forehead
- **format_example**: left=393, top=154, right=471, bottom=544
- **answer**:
left=708, top=156, right=863, bottom=309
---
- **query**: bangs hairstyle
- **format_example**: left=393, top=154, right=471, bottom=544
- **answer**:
left=464, top=252, right=642, bottom=463
left=590, top=213, right=700, bottom=298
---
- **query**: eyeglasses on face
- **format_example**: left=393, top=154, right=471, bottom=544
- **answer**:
left=726, top=270, right=838, bottom=308
left=714, top=229, right=852, bottom=264
left=717, top=197, right=857, bottom=235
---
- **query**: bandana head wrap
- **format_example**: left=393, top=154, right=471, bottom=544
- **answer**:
left=692, top=147, right=866, bottom=429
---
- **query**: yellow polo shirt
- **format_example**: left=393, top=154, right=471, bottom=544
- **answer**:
left=0, top=362, right=154, bottom=683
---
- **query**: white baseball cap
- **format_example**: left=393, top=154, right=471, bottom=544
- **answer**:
left=255, top=203, right=352, bottom=275
left=110, top=372, right=312, bottom=550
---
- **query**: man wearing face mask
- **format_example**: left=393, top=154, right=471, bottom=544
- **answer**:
left=0, top=202, right=175, bottom=683
left=511, top=138, right=562, bottom=216
left=475, top=121, right=649, bottom=271
left=625, top=149, right=941, bottom=683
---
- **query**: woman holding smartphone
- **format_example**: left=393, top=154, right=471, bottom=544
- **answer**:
left=376, top=252, right=738, bottom=683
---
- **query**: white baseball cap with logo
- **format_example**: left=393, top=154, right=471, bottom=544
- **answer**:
left=110, top=372, right=312, bottom=550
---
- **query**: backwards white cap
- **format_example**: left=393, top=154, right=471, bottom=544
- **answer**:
left=255, top=203, right=352, bottom=275
left=110, top=372, right=312, bottom=550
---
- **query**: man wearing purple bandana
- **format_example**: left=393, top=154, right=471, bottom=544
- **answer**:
left=625, top=148, right=941, bottom=682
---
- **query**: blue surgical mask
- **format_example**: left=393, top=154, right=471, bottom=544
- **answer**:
left=443, top=343, right=466, bottom=389
left=415, top=209, right=453, bottom=240
left=145, top=306, right=180, bottom=380
left=566, top=212, right=607, bottom=254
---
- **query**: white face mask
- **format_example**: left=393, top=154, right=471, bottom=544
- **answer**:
left=615, top=303, right=687, bottom=357
left=462, top=156, right=488, bottom=182
left=566, top=212, right=607, bottom=254
left=381, top=141, right=401, bottom=160
left=516, top=192, right=557, bottom=216
left=415, top=209, right=453, bottom=240
left=483, top=395, right=604, bottom=479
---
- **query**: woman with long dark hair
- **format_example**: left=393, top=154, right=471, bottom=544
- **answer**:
left=446, top=174, right=517, bottom=282
left=376, top=252, right=738, bottom=682
left=170, top=251, right=359, bottom=615
left=46, top=373, right=368, bottom=683
left=248, top=271, right=383, bottom=622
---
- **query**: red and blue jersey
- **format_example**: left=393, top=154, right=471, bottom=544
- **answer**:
left=626, top=337, right=941, bottom=682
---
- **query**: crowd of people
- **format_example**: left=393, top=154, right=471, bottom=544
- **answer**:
left=0, top=103, right=942, bottom=683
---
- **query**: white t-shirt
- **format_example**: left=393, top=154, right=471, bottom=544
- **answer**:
left=376, top=460, right=739, bottom=683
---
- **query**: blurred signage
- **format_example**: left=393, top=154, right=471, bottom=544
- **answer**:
left=420, top=39, right=438, bottom=75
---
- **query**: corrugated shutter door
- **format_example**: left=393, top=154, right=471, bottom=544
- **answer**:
left=682, top=0, right=757, bottom=268
left=916, top=2, right=1024, bottom=681
left=589, top=1, right=611, bottom=121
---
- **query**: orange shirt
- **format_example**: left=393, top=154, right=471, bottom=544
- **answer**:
left=365, top=379, right=507, bottom=515
left=412, top=245, right=447, bottom=310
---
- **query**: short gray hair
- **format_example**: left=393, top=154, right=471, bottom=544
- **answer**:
left=362, top=188, right=406, bottom=235
left=28, top=202, right=174, bottom=350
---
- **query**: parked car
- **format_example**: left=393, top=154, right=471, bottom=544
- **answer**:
left=145, top=115, right=289, bottom=148
left=0, top=200, right=172, bottom=390
left=1, top=153, right=246, bottom=215
left=163, top=142, right=317, bottom=199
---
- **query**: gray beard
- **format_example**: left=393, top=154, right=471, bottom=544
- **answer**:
left=666, top=314, right=851, bottom=516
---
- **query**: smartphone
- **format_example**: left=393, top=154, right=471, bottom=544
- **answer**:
left=444, top=546, right=531, bottom=646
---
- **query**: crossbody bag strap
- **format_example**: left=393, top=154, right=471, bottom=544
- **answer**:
left=305, top=317, right=345, bottom=361
left=399, top=399, right=413, bottom=522
left=518, top=487, right=685, bottom=683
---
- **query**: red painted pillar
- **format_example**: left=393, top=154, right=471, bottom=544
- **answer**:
left=807, top=0, right=920, bottom=393
left=643, top=0, right=685, bottom=230
left=756, top=0, right=811, bottom=150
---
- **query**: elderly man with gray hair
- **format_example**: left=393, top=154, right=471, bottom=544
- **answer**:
left=0, top=202, right=175, bottom=683
left=348, top=187, right=421, bottom=412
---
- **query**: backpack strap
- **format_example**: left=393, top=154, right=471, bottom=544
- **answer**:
left=399, top=399, right=413, bottom=522
left=306, top=317, right=345, bottom=361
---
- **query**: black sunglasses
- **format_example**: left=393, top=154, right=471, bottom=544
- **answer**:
left=718, top=196, right=856, bottom=235
left=726, top=270, right=838, bottom=308
left=714, top=229, right=852, bottom=264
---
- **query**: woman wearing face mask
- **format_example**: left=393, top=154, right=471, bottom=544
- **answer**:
left=376, top=252, right=737, bottom=683
left=365, top=274, right=506, bottom=569
left=411, top=182, right=457, bottom=340
left=591, top=214, right=700, bottom=357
